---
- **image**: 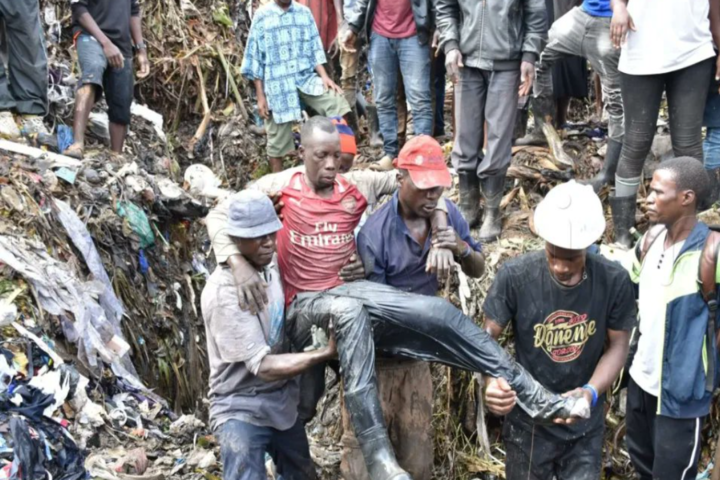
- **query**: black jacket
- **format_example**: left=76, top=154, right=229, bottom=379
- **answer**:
left=436, top=0, right=547, bottom=70
left=346, top=0, right=434, bottom=46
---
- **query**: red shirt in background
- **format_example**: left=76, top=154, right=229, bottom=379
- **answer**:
left=372, top=0, right=416, bottom=39
left=296, top=0, right=338, bottom=52
left=277, top=172, right=368, bottom=306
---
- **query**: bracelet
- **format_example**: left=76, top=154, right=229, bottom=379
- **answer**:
left=582, top=384, right=598, bottom=408
left=134, top=42, right=147, bottom=52
left=459, top=241, right=471, bottom=259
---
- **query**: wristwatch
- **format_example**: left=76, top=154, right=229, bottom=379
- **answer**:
left=133, top=42, right=147, bottom=52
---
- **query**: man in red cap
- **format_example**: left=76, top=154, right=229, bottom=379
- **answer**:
left=338, top=135, right=485, bottom=480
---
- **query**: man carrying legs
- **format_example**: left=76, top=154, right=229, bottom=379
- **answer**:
left=341, top=0, right=434, bottom=162
left=483, top=181, right=634, bottom=480
left=0, top=0, right=48, bottom=138
left=436, top=0, right=547, bottom=242
left=65, top=0, right=150, bottom=159
left=201, top=190, right=337, bottom=480
left=516, top=0, right=624, bottom=193
left=338, top=135, right=484, bottom=480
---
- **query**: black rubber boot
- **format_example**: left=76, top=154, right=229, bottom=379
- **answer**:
left=514, top=94, right=554, bottom=146
left=586, top=139, right=622, bottom=193
left=479, top=174, right=506, bottom=243
left=345, top=386, right=411, bottom=480
left=458, top=171, right=480, bottom=228
left=367, top=105, right=383, bottom=148
left=609, top=194, right=636, bottom=248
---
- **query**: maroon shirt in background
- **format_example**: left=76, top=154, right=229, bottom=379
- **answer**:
left=371, top=0, right=417, bottom=39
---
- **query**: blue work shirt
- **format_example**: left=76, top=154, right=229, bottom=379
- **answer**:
left=357, top=193, right=482, bottom=296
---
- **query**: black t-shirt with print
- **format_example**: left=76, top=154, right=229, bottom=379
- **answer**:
left=483, top=251, right=637, bottom=441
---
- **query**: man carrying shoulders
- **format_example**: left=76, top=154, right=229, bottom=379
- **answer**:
left=482, top=181, right=635, bottom=480
left=201, top=190, right=336, bottom=480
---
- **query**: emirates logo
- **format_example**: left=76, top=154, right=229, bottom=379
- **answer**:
left=533, top=310, right=597, bottom=363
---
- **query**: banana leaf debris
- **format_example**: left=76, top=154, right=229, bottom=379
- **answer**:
left=0, top=0, right=718, bottom=479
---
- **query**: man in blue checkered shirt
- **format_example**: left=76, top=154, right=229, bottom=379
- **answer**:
left=242, top=0, right=351, bottom=173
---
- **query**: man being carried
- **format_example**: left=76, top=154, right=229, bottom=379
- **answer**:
left=482, top=181, right=635, bottom=480
left=207, top=116, right=586, bottom=480
left=339, top=136, right=485, bottom=480
left=241, top=0, right=350, bottom=173
left=201, top=190, right=336, bottom=480
left=624, top=158, right=720, bottom=480
left=65, top=0, right=150, bottom=159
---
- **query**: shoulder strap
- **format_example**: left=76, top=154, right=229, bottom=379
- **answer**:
left=698, top=231, right=720, bottom=392
left=636, top=225, right=666, bottom=264
left=698, top=231, right=720, bottom=303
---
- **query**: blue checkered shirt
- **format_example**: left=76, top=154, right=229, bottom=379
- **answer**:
left=241, top=2, right=327, bottom=124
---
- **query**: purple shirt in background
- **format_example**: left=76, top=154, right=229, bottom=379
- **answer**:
left=357, top=194, right=481, bottom=296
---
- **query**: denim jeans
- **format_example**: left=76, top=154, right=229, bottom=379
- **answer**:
left=218, top=418, right=316, bottom=480
left=705, top=127, right=720, bottom=170
left=368, top=33, right=433, bottom=157
left=534, top=7, right=623, bottom=141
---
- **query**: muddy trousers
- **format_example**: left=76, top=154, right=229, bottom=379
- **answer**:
left=0, top=0, right=48, bottom=115
left=625, top=379, right=704, bottom=480
left=615, top=57, right=713, bottom=195
left=534, top=7, right=623, bottom=141
left=503, top=421, right=603, bottom=480
left=340, top=359, right=433, bottom=480
left=288, top=281, right=566, bottom=426
left=217, top=418, right=316, bottom=480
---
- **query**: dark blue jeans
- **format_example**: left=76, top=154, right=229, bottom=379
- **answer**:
left=368, top=32, right=432, bottom=157
left=218, top=418, right=316, bottom=480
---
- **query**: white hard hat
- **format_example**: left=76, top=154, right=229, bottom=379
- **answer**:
left=533, top=180, right=605, bottom=250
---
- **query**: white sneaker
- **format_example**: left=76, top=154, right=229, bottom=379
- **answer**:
left=20, top=115, right=49, bottom=136
left=0, top=111, right=20, bottom=139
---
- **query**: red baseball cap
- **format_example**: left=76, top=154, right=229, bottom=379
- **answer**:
left=393, top=135, right=452, bottom=189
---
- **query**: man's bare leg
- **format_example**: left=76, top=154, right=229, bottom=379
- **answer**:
left=109, top=122, right=127, bottom=153
left=269, top=157, right=283, bottom=172
left=64, top=85, right=96, bottom=158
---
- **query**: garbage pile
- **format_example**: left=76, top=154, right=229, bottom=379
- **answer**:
left=0, top=135, right=233, bottom=478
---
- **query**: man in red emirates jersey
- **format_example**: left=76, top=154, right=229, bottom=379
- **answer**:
left=207, top=117, right=586, bottom=480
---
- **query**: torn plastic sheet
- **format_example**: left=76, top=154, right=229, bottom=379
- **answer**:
left=54, top=199, right=125, bottom=325
left=0, top=235, right=143, bottom=390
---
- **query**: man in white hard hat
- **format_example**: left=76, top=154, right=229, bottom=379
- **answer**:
left=481, top=180, right=636, bottom=480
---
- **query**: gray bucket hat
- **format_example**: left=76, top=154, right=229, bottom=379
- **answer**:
left=226, top=190, right=283, bottom=238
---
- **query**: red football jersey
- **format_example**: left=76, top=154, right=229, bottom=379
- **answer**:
left=277, top=172, right=368, bottom=305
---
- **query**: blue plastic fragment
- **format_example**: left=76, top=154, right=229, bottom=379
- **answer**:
left=57, top=125, right=74, bottom=153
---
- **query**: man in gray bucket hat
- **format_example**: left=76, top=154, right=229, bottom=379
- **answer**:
left=201, top=190, right=336, bottom=480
